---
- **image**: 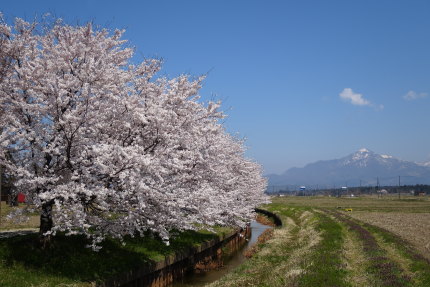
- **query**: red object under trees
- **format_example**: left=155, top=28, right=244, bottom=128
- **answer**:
left=17, top=193, right=25, bottom=203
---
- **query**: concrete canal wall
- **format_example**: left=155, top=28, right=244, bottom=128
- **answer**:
left=98, top=226, right=251, bottom=287
left=99, top=208, right=281, bottom=287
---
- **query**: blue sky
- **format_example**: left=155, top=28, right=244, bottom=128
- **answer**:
left=2, top=0, right=430, bottom=174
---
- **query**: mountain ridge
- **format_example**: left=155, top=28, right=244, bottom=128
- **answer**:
left=267, top=149, right=430, bottom=187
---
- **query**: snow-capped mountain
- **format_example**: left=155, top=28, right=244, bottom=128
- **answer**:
left=341, top=148, right=397, bottom=167
left=267, top=149, right=430, bottom=187
left=417, top=161, right=430, bottom=167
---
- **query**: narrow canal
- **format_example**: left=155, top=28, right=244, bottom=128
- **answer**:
left=171, top=221, right=271, bottom=287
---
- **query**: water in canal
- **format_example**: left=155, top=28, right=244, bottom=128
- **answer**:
left=171, top=221, right=271, bottom=287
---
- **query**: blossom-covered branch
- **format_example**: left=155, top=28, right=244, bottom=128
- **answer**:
left=0, top=16, right=268, bottom=249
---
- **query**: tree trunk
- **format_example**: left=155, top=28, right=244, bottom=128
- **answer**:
left=39, top=201, right=53, bottom=248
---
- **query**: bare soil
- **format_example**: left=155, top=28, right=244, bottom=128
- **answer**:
left=349, top=212, right=430, bottom=260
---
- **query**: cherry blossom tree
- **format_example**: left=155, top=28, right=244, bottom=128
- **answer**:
left=0, top=16, right=267, bottom=249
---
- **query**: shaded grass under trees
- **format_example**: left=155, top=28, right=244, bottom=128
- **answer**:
left=0, top=227, right=231, bottom=287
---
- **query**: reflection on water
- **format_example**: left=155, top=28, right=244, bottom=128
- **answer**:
left=171, top=221, right=271, bottom=287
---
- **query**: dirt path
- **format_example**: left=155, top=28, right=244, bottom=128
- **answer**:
left=324, top=209, right=430, bottom=287
left=327, top=210, right=411, bottom=286
left=349, top=212, right=430, bottom=261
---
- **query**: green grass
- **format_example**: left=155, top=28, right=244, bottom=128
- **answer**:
left=3, top=196, right=430, bottom=287
left=208, top=205, right=351, bottom=287
left=360, top=221, right=430, bottom=286
left=208, top=197, right=430, bottom=287
left=0, top=226, right=232, bottom=287
left=271, top=195, right=430, bottom=213
left=328, top=210, right=412, bottom=287
left=207, top=207, right=304, bottom=287
left=298, top=211, right=350, bottom=287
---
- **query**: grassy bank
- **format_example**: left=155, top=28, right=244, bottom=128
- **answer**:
left=0, top=225, right=232, bottom=287
left=208, top=196, right=430, bottom=287
left=208, top=206, right=350, bottom=287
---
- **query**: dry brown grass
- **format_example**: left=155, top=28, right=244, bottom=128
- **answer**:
left=342, top=228, right=376, bottom=287
left=243, top=228, right=274, bottom=258
left=272, top=195, right=430, bottom=263
left=349, top=212, right=430, bottom=260
left=313, top=209, right=376, bottom=286
left=0, top=202, right=39, bottom=231
left=207, top=209, right=321, bottom=287
left=255, top=214, right=276, bottom=227
left=271, top=195, right=430, bottom=212
left=0, top=216, right=39, bottom=231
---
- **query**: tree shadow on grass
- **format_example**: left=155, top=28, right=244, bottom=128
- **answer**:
left=0, top=230, right=217, bottom=283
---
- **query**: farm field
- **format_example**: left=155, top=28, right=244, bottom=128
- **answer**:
left=208, top=195, right=430, bottom=287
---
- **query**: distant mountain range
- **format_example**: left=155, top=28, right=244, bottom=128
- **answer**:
left=266, top=149, right=430, bottom=188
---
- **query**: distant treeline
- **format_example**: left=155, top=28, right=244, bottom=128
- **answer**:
left=268, top=184, right=430, bottom=196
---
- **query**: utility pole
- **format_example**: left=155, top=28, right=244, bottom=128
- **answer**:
left=359, top=179, right=362, bottom=196
left=376, top=177, right=380, bottom=198
left=398, top=176, right=401, bottom=199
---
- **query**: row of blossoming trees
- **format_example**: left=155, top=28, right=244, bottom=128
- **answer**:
left=0, top=17, right=267, bottom=248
